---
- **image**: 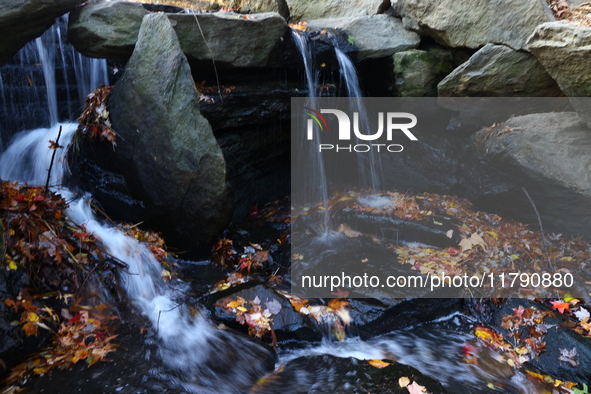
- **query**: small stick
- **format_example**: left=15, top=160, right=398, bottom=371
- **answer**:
left=45, top=125, right=63, bottom=192
left=522, top=187, right=555, bottom=271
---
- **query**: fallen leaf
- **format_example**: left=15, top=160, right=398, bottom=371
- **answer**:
left=459, top=233, right=487, bottom=253
left=550, top=301, right=570, bottom=314
left=407, top=381, right=427, bottom=394
left=399, top=376, right=411, bottom=388
left=367, top=359, right=390, bottom=369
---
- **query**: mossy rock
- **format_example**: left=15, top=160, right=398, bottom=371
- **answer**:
left=393, top=48, right=454, bottom=97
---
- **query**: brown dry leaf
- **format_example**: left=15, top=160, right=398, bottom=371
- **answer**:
left=337, top=223, right=363, bottom=238
left=459, top=233, right=487, bottom=253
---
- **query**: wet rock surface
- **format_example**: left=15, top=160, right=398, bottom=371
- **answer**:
left=485, top=298, right=591, bottom=386
left=458, top=112, right=591, bottom=240
left=255, top=354, right=451, bottom=393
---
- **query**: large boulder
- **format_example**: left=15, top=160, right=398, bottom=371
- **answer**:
left=0, top=0, right=83, bottom=65
left=287, top=0, right=390, bottom=21
left=306, top=15, right=420, bottom=61
left=67, top=1, right=149, bottom=61
left=69, top=13, right=231, bottom=252
left=438, top=44, right=563, bottom=97
left=67, top=1, right=289, bottom=68
left=458, top=112, right=591, bottom=240
left=393, top=48, right=455, bottom=96
left=395, top=0, right=553, bottom=50
left=527, top=22, right=591, bottom=128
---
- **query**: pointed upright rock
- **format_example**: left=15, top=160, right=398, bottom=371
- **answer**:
left=70, top=13, right=231, bottom=252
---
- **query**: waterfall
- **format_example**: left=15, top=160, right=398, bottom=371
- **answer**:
left=291, top=31, right=383, bottom=225
left=332, top=41, right=382, bottom=191
left=292, top=31, right=330, bottom=230
left=0, top=15, right=108, bottom=146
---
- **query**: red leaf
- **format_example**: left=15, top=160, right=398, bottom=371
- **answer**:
left=550, top=301, right=570, bottom=314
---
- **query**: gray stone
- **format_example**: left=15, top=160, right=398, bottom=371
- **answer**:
left=67, top=1, right=149, bottom=60
left=287, top=0, right=390, bottom=21
left=0, top=0, right=83, bottom=65
left=187, top=0, right=288, bottom=17
left=168, top=12, right=288, bottom=67
left=527, top=21, right=591, bottom=128
left=458, top=112, right=591, bottom=240
left=393, top=48, right=454, bottom=96
left=67, top=1, right=288, bottom=67
left=306, top=15, right=420, bottom=61
left=106, top=13, right=231, bottom=251
left=396, top=0, right=552, bottom=50
left=438, top=44, right=563, bottom=97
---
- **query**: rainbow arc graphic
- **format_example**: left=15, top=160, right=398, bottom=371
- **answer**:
left=304, top=108, right=329, bottom=131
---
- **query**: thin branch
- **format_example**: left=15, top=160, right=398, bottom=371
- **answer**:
left=45, top=125, right=63, bottom=192
left=522, top=187, right=555, bottom=271
left=191, top=13, right=223, bottom=103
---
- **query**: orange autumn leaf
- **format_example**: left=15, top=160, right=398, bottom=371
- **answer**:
left=328, top=298, right=349, bottom=310
left=367, top=359, right=391, bottom=369
left=22, top=322, right=38, bottom=336
left=550, top=301, right=570, bottom=314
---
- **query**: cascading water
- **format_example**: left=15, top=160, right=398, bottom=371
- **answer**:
left=332, top=41, right=382, bottom=191
left=291, top=31, right=383, bottom=221
left=0, top=15, right=108, bottom=147
left=291, top=31, right=330, bottom=232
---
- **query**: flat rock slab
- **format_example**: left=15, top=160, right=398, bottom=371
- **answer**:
left=396, top=0, right=553, bottom=50
left=287, top=0, right=389, bottom=21
left=68, top=1, right=288, bottom=67
left=306, top=15, right=420, bottom=61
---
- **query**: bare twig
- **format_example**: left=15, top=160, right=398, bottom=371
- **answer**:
left=522, top=187, right=555, bottom=271
left=45, top=125, right=63, bottom=192
left=191, top=13, right=223, bottom=103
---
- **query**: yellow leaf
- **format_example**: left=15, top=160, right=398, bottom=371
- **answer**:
left=8, top=260, right=18, bottom=270
left=399, top=376, right=411, bottom=387
left=28, top=312, right=39, bottom=322
left=367, top=359, right=390, bottom=369
left=237, top=307, right=248, bottom=312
